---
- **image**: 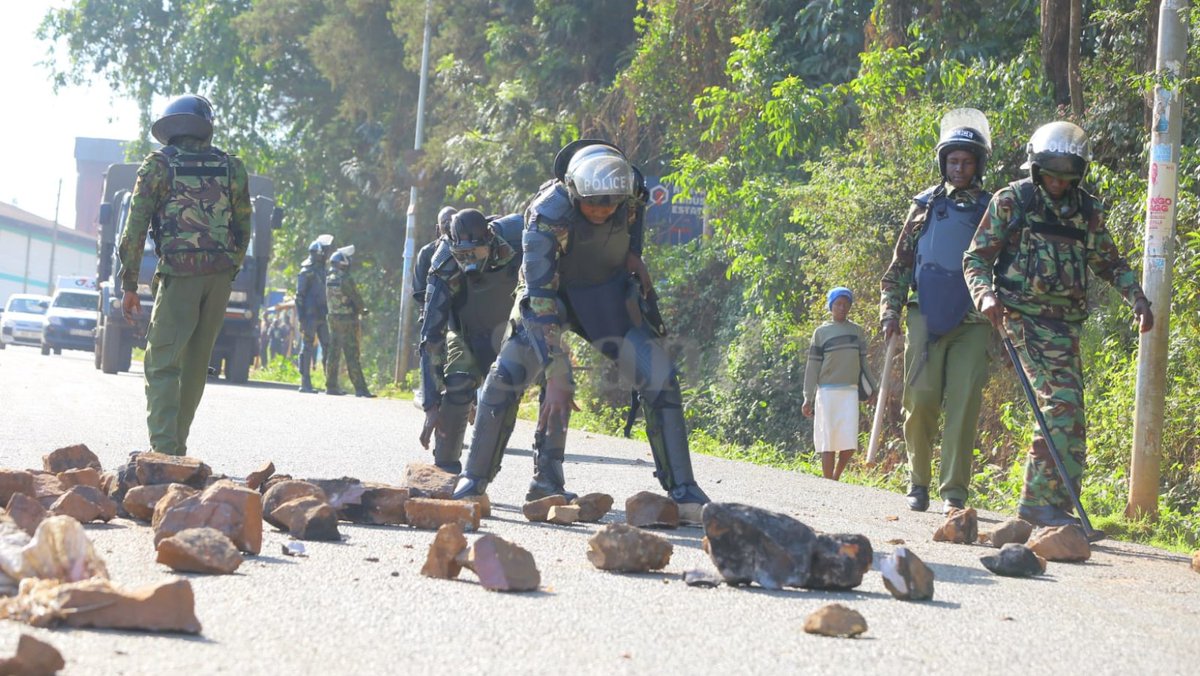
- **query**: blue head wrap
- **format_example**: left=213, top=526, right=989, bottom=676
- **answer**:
left=826, top=287, right=853, bottom=310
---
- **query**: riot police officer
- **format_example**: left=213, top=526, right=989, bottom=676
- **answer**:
left=964, top=121, right=1153, bottom=527
left=325, top=245, right=375, bottom=397
left=417, top=209, right=524, bottom=473
left=413, top=206, right=457, bottom=320
left=118, top=94, right=251, bottom=456
left=880, top=109, right=994, bottom=513
left=296, top=234, right=334, bottom=393
left=451, top=140, right=709, bottom=510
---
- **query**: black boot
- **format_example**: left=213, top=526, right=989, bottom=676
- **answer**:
left=906, top=485, right=930, bottom=512
left=299, top=375, right=316, bottom=394
left=526, top=428, right=577, bottom=502
left=355, top=389, right=376, bottom=398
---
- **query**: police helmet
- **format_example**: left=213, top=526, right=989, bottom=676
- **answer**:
left=436, top=206, right=458, bottom=238
left=935, top=108, right=991, bottom=183
left=151, top=94, right=215, bottom=145
left=448, top=209, right=494, bottom=275
left=1025, top=121, right=1090, bottom=185
left=308, top=234, right=335, bottom=258
left=330, top=245, right=356, bottom=269
left=564, top=143, right=635, bottom=207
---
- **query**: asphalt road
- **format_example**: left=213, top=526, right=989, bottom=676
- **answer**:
left=0, top=345, right=1196, bottom=675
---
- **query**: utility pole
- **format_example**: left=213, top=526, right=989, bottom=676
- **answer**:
left=1129, top=0, right=1188, bottom=520
left=48, top=179, right=62, bottom=294
left=394, top=0, right=433, bottom=383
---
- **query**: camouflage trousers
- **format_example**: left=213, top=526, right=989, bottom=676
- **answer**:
left=1005, top=313, right=1086, bottom=510
left=327, top=315, right=368, bottom=393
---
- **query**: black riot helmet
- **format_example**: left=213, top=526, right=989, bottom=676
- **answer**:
left=330, top=245, right=355, bottom=270
left=436, top=206, right=457, bottom=239
left=935, top=108, right=991, bottom=184
left=1025, top=121, right=1091, bottom=187
left=308, top=234, right=334, bottom=261
left=151, top=94, right=215, bottom=145
left=447, top=209, right=494, bottom=276
left=555, top=140, right=635, bottom=208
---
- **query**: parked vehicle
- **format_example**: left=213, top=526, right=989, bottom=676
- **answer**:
left=0, top=293, right=51, bottom=349
left=41, top=288, right=100, bottom=355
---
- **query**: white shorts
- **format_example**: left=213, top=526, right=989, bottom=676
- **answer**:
left=813, top=386, right=859, bottom=454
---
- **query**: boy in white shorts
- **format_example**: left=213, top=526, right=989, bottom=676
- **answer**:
left=802, top=287, right=876, bottom=480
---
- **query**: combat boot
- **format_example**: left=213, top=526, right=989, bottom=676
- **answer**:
left=326, top=387, right=346, bottom=396
left=355, top=389, right=376, bottom=398
left=1017, top=504, right=1080, bottom=528
left=525, top=429, right=577, bottom=502
left=907, top=485, right=930, bottom=512
left=299, top=375, right=317, bottom=394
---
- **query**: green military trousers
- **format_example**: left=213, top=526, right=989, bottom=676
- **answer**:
left=327, top=315, right=369, bottom=393
left=143, top=271, right=233, bottom=456
left=1005, top=313, right=1087, bottom=510
left=902, top=309, right=991, bottom=502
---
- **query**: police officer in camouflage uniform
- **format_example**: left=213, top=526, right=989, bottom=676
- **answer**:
left=325, top=245, right=375, bottom=397
left=418, top=209, right=524, bottom=473
left=413, top=206, right=457, bottom=322
left=881, top=109, right=994, bottom=514
left=451, top=140, right=710, bottom=510
left=296, top=234, right=334, bottom=393
left=119, top=94, right=251, bottom=456
left=963, top=121, right=1153, bottom=527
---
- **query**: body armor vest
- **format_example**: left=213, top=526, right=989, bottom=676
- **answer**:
left=154, top=145, right=235, bottom=268
left=456, top=254, right=520, bottom=353
left=913, top=186, right=990, bottom=338
left=325, top=268, right=356, bottom=316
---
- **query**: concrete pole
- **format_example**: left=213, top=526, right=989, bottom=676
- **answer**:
left=1129, top=0, right=1188, bottom=520
left=394, top=0, right=433, bottom=383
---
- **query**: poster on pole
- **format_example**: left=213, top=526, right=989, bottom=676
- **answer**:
left=1145, top=161, right=1177, bottom=258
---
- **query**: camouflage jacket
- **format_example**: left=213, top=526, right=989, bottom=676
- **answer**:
left=879, top=183, right=989, bottom=325
left=326, top=268, right=366, bottom=317
left=963, top=179, right=1146, bottom=322
left=118, top=137, right=251, bottom=291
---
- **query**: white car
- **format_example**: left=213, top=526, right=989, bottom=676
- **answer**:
left=41, top=288, right=100, bottom=355
left=0, top=293, right=51, bottom=349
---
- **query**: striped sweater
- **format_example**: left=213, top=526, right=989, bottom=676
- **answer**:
left=802, top=319, right=876, bottom=406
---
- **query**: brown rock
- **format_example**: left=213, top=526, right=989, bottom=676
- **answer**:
left=100, top=469, right=119, bottom=496
left=547, top=505, right=580, bottom=525
left=880, top=546, right=935, bottom=600
left=30, top=472, right=65, bottom=509
left=43, top=443, right=102, bottom=473
left=405, top=463, right=459, bottom=499
left=306, top=477, right=366, bottom=512
left=156, top=527, right=244, bottom=574
left=134, top=452, right=211, bottom=488
left=586, top=523, right=673, bottom=572
left=406, top=498, right=479, bottom=532
left=258, top=474, right=294, bottom=495
left=359, top=484, right=410, bottom=525
left=124, top=484, right=174, bottom=523
left=19, top=515, right=109, bottom=582
left=269, top=496, right=341, bottom=541
left=245, top=461, right=275, bottom=490
left=981, top=518, right=1034, bottom=548
left=262, top=480, right=328, bottom=530
left=155, top=482, right=263, bottom=554
left=462, top=494, right=491, bottom=519
left=803, top=603, right=867, bottom=638
left=151, top=484, right=199, bottom=528
left=456, top=534, right=540, bottom=591
left=5, top=492, right=47, bottom=536
left=420, top=522, right=467, bottom=579
left=56, top=467, right=102, bottom=491
left=0, top=634, right=65, bottom=675
left=60, top=485, right=117, bottom=522
left=932, top=507, right=978, bottom=544
left=572, top=493, right=614, bottom=522
left=1192, top=551, right=1200, bottom=574
left=1028, top=525, right=1091, bottom=562
left=0, top=469, right=35, bottom=506
left=523, top=495, right=567, bottom=522
left=48, top=489, right=101, bottom=523
left=59, top=578, right=202, bottom=634
left=702, top=503, right=816, bottom=589
left=625, top=491, right=679, bottom=529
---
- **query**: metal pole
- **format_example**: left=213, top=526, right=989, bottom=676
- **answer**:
left=394, top=0, right=433, bottom=383
left=48, top=179, right=62, bottom=294
left=1129, top=0, right=1188, bottom=520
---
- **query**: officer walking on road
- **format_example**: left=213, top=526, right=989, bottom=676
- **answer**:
left=119, top=94, right=251, bottom=457
left=325, top=245, right=375, bottom=398
left=880, top=109, right=994, bottom=514
left=418, top=209, right=524, bottom=473
left=296, top=234, right=334, bottom=393
left=451, top=140, right=709, bottom=511
left=963, top=121, right=1153, bottom=527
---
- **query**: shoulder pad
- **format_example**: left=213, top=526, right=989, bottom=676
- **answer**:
left=490, top=213, right=524, bottom=249
left=912, top=185, right=942, bottom=208
left=430, top=240, right=457, bottom=275
left=1076, top=187, right=1100, bottom=221
left=527, top=183, right=574, bottom=227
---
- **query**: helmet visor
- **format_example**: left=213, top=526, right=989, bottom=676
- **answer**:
left=450, top=243, right=490, bottom=273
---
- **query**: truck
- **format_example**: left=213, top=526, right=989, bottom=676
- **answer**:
left=93, top=163, right=282, bottom=383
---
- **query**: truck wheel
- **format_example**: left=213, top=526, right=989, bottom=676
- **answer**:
left=41, top=343, right=50, bottom=356
left=94, top=332, right=102, bottom=369
left=100, top=326, right=124, bottom=374
left=54, top=347, right=62, bottom=355
left=226, top=340, right=252, bottom=384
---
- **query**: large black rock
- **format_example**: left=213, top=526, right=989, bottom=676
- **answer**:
left=702, top=503, right=816, bottom=589
left=981, top=543, right=1046, bottom=577
left=806, top=533, right=873, bottom=590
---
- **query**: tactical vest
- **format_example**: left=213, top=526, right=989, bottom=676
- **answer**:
left=912, top=185, right=991, bottom=338
left=297, top=261, right=328, bottom=320
left=456, top=243, right=520, bottom=340
left=994, top=178, right=1096, bottom=313
left=325, top=268, right=357, bottom=316
left=154, top=145, right=235, bottom=272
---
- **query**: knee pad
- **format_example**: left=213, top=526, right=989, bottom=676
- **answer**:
left=444, top=372, right=479, bottom=406
left=617, top=327, right=679, bottom=406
